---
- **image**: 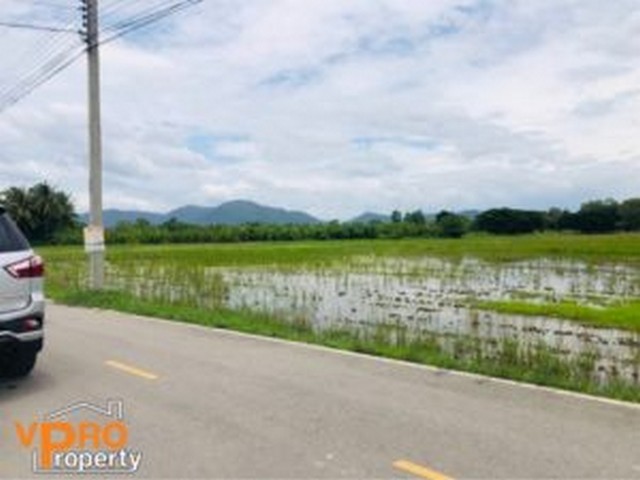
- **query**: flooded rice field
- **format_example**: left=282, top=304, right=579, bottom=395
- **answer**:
left=108, top=256, right=640, bottom=384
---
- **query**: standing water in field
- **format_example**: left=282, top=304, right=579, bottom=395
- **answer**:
left=102, top=255, right=640, bottom=384
left=214, top=257, right=640, bottom=383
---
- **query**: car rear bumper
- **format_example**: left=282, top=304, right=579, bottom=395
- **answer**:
left=0, top=298, right=44, bottom=352
left=0, top=335, right=43, bottom=354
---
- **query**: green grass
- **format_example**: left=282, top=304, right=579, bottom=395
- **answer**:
left=39, top=232, right=640, bottom=267
left=476, top=300, right=640, bottom=333
left=51, top=288, right=640, bottom=403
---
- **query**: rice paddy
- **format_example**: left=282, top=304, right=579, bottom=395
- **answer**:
left=40, top=234, right=640, bottom=401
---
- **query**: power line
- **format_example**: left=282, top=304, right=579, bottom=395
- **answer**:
left=0, top=0, right=202, bottom=113
left=0, top=46, right=85, bottom=112
left=30, top=1, right=77, bottom=9
left=0, top=39, right=85, bottom=111
left=1, top=1, right=79, bottom=28
left=0, top=37, right=83, bottom=111
left=0, top=20, right=79, bottom=33
left=0, top=13, right=85, bottom=111
left=100, top=0, right=187, bottom=34
left=102, top=0, right=203, bottom=43
left=100, top=0, right=146, bottom=21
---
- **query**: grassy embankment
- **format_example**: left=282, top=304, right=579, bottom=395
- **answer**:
left=39, top=233, right=640, bottom=402
left=476, top=300, right=640, bottom=334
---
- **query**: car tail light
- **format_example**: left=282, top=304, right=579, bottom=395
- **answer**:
left=5, top=255, right=45, bottom=279
left=22, top=318, right=42, bottom=331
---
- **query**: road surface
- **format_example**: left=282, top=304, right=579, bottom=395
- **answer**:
left=1, top=304, right=639, bottom=478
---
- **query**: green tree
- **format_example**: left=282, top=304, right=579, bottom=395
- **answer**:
left=404, top=210, right=426, bottom=225
left=0, top=182, right=76, bottom=243
left=544, top=207, right=569, bottom=230
left=162, top=217, right=184, bottom=231
left=435, top=211, right=469, bottom=238
left=573, top=199, right=619, bottom=234
left=0, top=186, right=33, bottom=234
left=474, top=208, right=545, bottom=235
left=618, top=198, right=640, bottom=231
left=390, top=210, right=402, bottom=223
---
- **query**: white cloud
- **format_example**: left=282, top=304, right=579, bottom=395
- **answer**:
left=0, top=0, right=639, bottom=219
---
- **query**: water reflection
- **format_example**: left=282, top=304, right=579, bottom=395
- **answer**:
left=214, top=257, right=640, bottom=382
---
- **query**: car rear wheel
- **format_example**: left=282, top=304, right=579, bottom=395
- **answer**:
left=0, top=349, right=37, bottom=378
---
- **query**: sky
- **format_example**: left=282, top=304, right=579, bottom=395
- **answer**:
left=0, top=0, right=639, bottom=220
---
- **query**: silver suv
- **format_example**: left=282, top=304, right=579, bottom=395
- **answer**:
left=0, top=209, right=45, bottom=378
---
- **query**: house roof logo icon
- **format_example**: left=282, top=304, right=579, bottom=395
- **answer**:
left=45, top=399, right=124, bottom=422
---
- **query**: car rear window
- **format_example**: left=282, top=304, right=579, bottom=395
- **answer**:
left=0, top=213, right=30, bottom=253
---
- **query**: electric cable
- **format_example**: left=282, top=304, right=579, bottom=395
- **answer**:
left=0, top=0, right=202, bottom=113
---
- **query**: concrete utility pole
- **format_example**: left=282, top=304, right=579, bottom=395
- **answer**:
left=84, top=0, right=105, bottom=289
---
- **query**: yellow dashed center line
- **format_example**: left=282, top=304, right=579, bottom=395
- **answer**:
left=105, top=360, right=159, bottom=381
left=393, top=459, right=454, bottom=480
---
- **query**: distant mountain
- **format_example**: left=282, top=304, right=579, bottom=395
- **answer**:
left=164, top=205, right=213, bottom=225
left=83, top=200, right=321, bottom=228
left=166, top=200, right=320, bottom=226
left=80, top=202, right=482, bottom=228
left=349, top=212, right=390, bottom=223
left=78, top=209, right=165, bottom=227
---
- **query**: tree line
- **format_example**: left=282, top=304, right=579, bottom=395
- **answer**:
left=474, top=198, right=640, bottom=234
left=1, top=183, right=640, bottom=245
left=0, top=183, right=75, bottom=243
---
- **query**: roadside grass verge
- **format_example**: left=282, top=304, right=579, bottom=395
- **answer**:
left=51, top=288, right=640, bottom=403
left=476, top=300, right=640, bottom=333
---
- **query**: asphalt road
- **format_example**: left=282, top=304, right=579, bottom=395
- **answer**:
left=1, top=303, right=639, bottom=479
